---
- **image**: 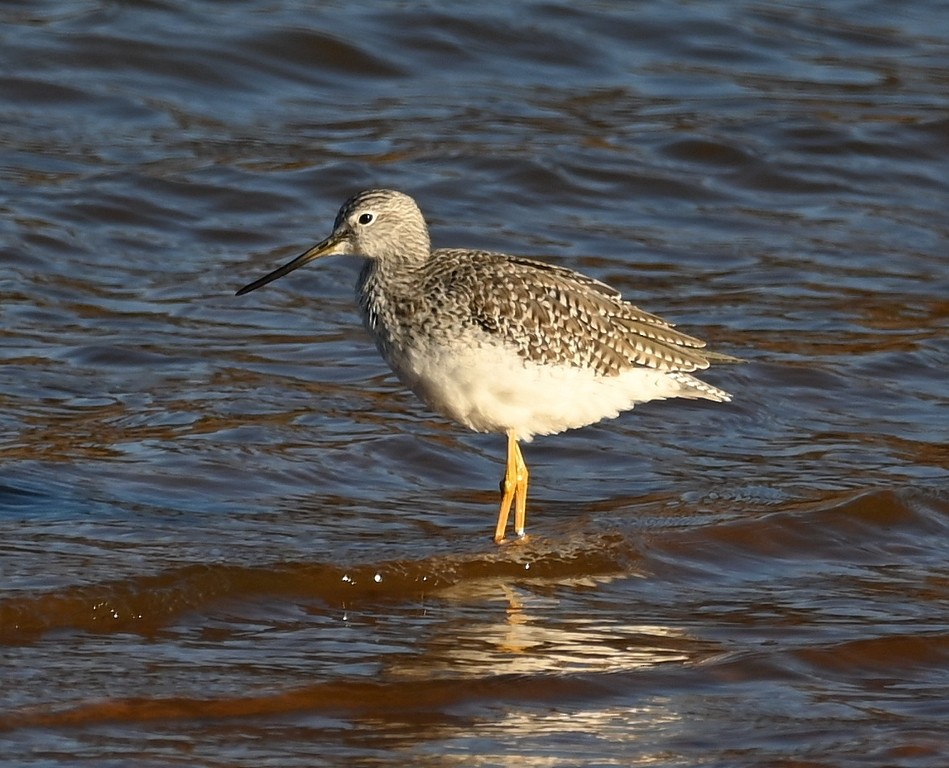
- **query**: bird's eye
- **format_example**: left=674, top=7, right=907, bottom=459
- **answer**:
left=357, top=212, right=374, bottom=225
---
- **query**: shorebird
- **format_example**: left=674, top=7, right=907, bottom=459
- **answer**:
left=237, top=189, right=734, bottom=542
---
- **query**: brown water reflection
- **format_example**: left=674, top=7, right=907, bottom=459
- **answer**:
left=3, top=485, right=949, bottom=764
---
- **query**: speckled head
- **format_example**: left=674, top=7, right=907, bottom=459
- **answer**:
left=235, top=189, right=431, bottom=296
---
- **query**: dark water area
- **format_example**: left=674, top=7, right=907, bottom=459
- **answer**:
left=1, top=0, right=948, bottom=765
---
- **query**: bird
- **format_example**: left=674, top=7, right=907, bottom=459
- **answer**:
left=236, top=189, right=735, bottom=543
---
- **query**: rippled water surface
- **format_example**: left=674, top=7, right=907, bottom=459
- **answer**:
left=2, top=1, right=948, bottom=765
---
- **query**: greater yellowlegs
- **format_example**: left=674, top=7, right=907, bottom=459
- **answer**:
left=237, top=189, right=735, bottom=542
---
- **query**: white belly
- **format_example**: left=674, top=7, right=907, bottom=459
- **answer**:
left=385, top=334, right=710, bottom=441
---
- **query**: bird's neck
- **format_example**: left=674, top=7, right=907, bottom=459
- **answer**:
left=358, top=253, right=428, bottom=292
left=356, top=258, right=417, bottom=325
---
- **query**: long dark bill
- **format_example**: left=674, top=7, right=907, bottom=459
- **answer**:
left=235, top=232, right=346, bottom=296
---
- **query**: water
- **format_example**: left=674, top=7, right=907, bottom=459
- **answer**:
left=1, top=1, right=947, bottom=765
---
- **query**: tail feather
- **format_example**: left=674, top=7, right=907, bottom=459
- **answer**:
left=668, top=372, right=732, bottom=402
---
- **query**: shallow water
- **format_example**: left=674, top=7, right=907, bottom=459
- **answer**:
left=1, top=1, right=948, bottom=765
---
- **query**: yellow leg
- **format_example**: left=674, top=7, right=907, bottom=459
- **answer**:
left=512, top=438, right=528, bottom=537
left=494, top=430, right=529, bottom=543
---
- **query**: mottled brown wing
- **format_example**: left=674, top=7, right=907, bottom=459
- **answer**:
left=435, top=250, right=716, bottom=375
